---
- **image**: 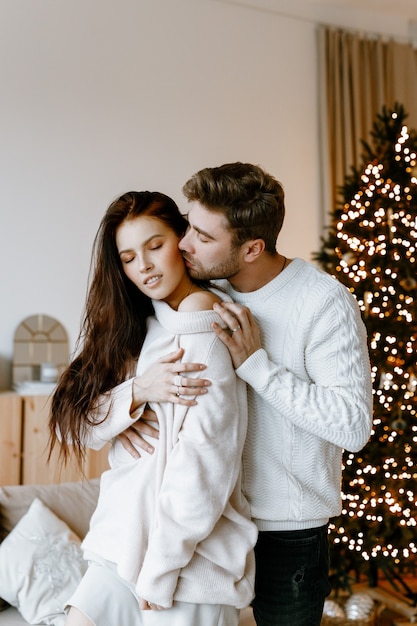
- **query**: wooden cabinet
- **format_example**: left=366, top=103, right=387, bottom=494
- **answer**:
left=0, top=393, right=22, bottom=486
left=0, top=392, right=109, bottom=486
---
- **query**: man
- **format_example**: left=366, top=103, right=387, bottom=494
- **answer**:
left=122, top=162, right=373, bottom=626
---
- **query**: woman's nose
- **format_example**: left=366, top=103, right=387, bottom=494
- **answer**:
left=139, top=254, right=153, bottom=272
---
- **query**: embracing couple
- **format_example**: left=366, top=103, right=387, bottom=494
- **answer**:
left=50, top=162, right=373, bottom=626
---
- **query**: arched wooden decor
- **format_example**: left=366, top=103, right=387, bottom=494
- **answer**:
left=13, top=314, right=68, bottom=388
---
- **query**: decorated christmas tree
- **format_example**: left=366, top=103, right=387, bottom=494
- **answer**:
left=315, top=104, right=417, bottom=598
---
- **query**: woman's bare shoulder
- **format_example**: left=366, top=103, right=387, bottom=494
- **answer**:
left=178, top=289, right=222, bottom=312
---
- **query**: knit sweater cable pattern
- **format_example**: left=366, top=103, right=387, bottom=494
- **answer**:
left=224, top=258, right=373, bottom=531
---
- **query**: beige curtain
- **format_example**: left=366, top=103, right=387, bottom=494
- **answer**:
left=318, top=26, right=417, bottom=222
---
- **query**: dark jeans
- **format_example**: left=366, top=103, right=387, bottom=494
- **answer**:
left=252, top=525, right=331, bottom=626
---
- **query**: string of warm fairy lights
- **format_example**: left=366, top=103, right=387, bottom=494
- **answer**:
left=327, top=111, right=417, bottom=567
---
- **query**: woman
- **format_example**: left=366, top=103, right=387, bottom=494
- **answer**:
left=49, top=191, right=256, bottom=626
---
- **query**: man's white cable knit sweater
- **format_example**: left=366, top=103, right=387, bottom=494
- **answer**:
left=222, top=258, right=373, bottom=532
left=79, top=299, right=257, bottom=609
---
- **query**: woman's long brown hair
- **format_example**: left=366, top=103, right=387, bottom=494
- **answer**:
left=49, top=191, right=189, bottom=468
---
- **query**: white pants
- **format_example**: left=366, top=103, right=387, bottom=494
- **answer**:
left=67, top=561, right=240, bottom=626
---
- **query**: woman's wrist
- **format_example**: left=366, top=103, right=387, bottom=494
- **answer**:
left=131, top=377, right=145, bottom=415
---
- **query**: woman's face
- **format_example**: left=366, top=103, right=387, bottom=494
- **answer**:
left=116, top=215, right=190, bottom=309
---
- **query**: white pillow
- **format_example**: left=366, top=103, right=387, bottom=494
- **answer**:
left=0, top=498, right=87, bottom=625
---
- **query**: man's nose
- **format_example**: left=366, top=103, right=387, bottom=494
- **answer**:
left=179, top=230, right=191, bottom=252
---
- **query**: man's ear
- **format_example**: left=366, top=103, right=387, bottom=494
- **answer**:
left=243, top=239, right=265, bottom=263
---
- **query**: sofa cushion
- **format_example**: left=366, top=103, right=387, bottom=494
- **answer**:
left=0, top=606, right=29, bottom=624
left=0, top=498, right=87, bottom=625
left=0, top=479, right=99, bottom=541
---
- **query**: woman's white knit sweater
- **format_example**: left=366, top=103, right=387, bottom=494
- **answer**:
left=223, top=258, right=374, bottom=532
left=80, top=299, right=257, bottom=609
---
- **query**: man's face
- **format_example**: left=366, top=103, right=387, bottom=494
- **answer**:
left=179, top=201, right=242, bottom=281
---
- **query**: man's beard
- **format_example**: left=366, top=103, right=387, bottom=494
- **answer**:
left=182, top=253, right=241, bottom=282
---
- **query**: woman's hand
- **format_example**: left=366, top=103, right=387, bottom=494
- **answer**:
left=119, top=348, right=211, bottom=457
left=131, top=347, right=211, bottom=412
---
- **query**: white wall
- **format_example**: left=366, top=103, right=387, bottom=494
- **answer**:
left=0, top=0, right=411, bottom=389
left=219, top=0, right=416, bottom=40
